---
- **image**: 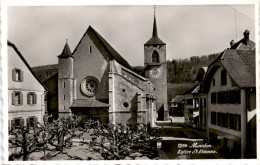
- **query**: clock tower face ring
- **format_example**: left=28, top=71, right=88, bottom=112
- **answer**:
left=81, top=76, right=99, bottom=97
left=150, top=67, right=161, bottom=78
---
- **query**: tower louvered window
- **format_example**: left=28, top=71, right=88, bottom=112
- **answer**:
left=152, top=51, right=159, bottom=63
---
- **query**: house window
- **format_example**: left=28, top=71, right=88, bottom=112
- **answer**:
left=11, top=118, right=24, bottom=129
left=146, top=98, right=150, bottom=109
left=152, top=51, right=159, bottom=63
left=221, top=70, right=227, bottom=86
left=89, top=46, right=92, bottom=53
left=217, top=91, right=223, bottom=104
left=235, top=114, right=241, bottom=131
left=12, top=68, right=23, bottom=82
left=12, top=91, right=23, bottom=105
left=211, top=112, right=216, bottom=125
left=213, top=78, right=215, bottom=86
left=27, top=116, right=37, bottom=128
left=217, top=112, right=222, bottom=126
left=187, top=99, right=193, bottom=105
left=27, top=92, right=37, bottom=105
left=234, top=90, right=241, bottom=104
left=211, top=92, right=216, bottom=104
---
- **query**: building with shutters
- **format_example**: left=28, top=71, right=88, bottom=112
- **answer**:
left=8, top=41, right=47, bottom=130
left=200, top=30, right=256, bottom=158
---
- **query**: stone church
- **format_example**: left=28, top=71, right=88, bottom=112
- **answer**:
left=34, top=14, right=169, bottom=125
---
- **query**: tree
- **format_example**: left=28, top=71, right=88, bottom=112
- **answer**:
left=85, top=122, right=161, bottom=160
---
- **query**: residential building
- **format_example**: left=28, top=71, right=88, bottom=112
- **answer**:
left=201, top=30, right=256, bottom=158
left=8, top=41, right=47, bottom=130
left=170, top=95, right=184, bottom=116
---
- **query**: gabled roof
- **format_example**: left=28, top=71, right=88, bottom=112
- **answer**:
left=172, top=95, right=184, bottom=103
left=73, top=26, right=132, bottom=70
left=220, top=49, right=255, bottom=87
left=8, top=41, right=48, bottom=91
left=230, top=38, right=255, bottom=50
left=201, top=48, right=255, bottom=92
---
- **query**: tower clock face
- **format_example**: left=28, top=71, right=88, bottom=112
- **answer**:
left=150, top=67, right=161, bottom=78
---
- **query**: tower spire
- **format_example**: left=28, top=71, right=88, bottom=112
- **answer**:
left=153, top=5, right=158, bottom=37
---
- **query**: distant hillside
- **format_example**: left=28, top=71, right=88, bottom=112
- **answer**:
left=31, top=64, right=58, bottom=82
left=167, top=82, right=196, bottom=105
left=132, top=53, right=220, bottom=83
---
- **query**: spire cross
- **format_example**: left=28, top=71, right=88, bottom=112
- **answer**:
left=66, top=39, right=68, bottom=44
left=154, top=5, right=156, bottom=15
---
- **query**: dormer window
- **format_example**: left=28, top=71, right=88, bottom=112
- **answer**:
left=221, top=70, right=227, bottom=86
left=12, top=68, right=23, bottom=82
left=152, top=51, right=159, bottom=63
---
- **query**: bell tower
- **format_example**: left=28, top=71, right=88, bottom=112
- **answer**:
left=144, top=7, right=169, bottom=121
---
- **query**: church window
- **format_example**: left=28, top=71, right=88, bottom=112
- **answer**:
left=152, top=51, right=160, bottom=63
left=63, top=82, right=66, bottom=88
left=123, top=102, right=129, bottom=108
left=89, top=46, right=92, bottom=53
left=81, top=76, right=99, bottom=97
left=122, top=89, right=126, bottom=92
left=64, top=95, right=65, bottom=100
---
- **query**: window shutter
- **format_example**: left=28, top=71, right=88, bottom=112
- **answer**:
left=34, top=93, right=37, bottom=104
left=11, top=120, right=15, bottom=130
left=35, top=117, right=38, bottom=122
left=12, top=92, right=15, bottom=105
left=27, top=93, right=30, bottom=104
left=8, top=120, right=10, bottom=131
left=12, top=69, right=16, bottom=81
left=20, top=70, right=24, bottom=82
left=20, top=92, right=23, bottom=105
left=20, top=118, right=24, bottom=127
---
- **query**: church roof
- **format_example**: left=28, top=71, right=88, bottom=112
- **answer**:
left=145, top=15, right=165, bottom=45
left=58, top=40, right=72, bottom=58
left=73, top=26, right=132, bottom=70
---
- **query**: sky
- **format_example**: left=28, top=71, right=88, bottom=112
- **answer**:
left=7, top=4, right=256, bottom=67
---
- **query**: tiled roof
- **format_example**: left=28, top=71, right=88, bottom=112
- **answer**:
left=172, top=95, right=184, bottom=103
left=230, top=39, right=255, bottom=50
left=71, top=99, right=109, bottom=108
left=220, top=49, right=255, bottom=87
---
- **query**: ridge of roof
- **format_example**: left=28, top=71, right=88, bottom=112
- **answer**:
left=87, top=26, right=132, bottom=70
left=8, top=41, right=48, bottom=91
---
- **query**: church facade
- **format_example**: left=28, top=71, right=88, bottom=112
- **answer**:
left=34, top=14, right=169, bottom=125
left=33, top=16, right=169, bottom=126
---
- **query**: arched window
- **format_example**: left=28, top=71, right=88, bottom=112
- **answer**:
left=152, top=51, right=160, bottom=63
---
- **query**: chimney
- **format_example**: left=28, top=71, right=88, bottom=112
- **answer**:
left=243, top=29, right=250, bottom=45
left=230, top=40, right=235, bottom=48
